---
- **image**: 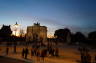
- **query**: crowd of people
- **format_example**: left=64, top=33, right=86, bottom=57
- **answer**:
left=21, top=42, right=59, bottom=62
left=22, top=48, right=29, bottom=59
left=78, top=47, right=96, bottom=63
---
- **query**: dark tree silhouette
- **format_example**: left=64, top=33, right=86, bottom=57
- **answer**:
left=70, top=33, right=76, bottom=44
left=54, top=28, right=71, bottom=42
left=54, top=29, right=64, bottom=41
left=74, top=32, right=86, bottom=43
left=85, top=31, right=96, bottom=48
left=88, top=31, right=96, bottom=40
left=0, top=25, right=12, bottom=41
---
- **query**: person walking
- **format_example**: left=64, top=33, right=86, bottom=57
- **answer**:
left=36, top=49, right=40, bottom=62
left=22, top=48, right=25, bottom=58
left=25, top=48, right=29, bottom=59
left=6, top=47, right=9, bottom=55
left=55, top=48, right=59, bottom=57
left=93, top=55, right=96, bottom=63
left=41, top=49, right=47, bottom=62
left=86, top=53, right=91, bottom=63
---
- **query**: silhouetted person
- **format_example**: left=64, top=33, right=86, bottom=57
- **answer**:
left=79, top=47, right=86, bottom=63
left=79, top=47, right=91, bottom=63
left=6, top=47, right=9, bottom=55
left=31, top=48, right=33, bottom=57
left=0, top=48, right=1, bottom=53
left=54, top=48, right=59, bottom=57
left=22, top=48, right=25, bottom=58
left=47, top=46, right=53, bottom=56
left=41, top=49, right=47, bottom=62
left=94, top=55, right=96, bottom=63
left=86, top=53, right=91, bottom=63
left=81, top=53, right=89, bottom=63
left=51, top=48, right=55, bottom=56
left=81, top=53, right=84, bottom=63
left=36, top=49, right=40, bottom=61
left=31, top=48, right=37, bottom=57
left=25, top=48, right=29, bottom=59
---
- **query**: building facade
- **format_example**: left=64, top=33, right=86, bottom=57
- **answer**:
left=26, top=22, right=47, bottom=42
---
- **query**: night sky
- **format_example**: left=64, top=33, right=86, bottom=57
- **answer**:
left=0, top=0, right=96, bottom=37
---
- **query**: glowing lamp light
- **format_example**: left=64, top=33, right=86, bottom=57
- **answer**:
left=13, top=22, right=20, bottom=37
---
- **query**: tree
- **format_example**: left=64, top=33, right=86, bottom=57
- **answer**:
left=0, top=25, right=12, bottom=41
left=87, top=31, right=96, bottom=48
left=70, top=33, right=76, bottom=44
left=74, top=32, right=86, bottom=43
left=54, top=28, right=71, bottom=42
left=88, top=31, right=96, bottom=40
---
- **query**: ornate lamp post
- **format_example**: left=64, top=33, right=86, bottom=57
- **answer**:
left=14, top=22, right=19, bottom=36
left=13, top=22, right=19, bottom=53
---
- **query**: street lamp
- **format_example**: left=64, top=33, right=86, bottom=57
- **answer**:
left=14, top=22, right=19, bottom=36
left=13, top=22, right=20, bottom=53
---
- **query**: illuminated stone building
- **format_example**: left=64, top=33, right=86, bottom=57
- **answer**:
left=26, top=22, right=47, bottom=42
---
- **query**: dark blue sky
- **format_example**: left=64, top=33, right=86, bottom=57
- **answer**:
left=0, top=0, right=96, bottom=36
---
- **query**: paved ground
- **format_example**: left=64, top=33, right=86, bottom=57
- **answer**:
left=0, top=43, right=96, bottom=63
left=0, top=56, right=31, bottom=63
